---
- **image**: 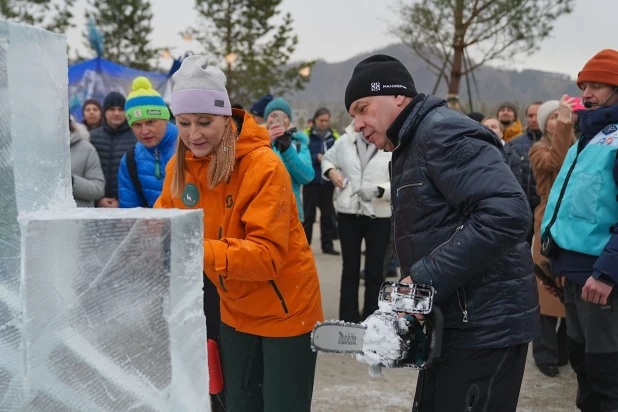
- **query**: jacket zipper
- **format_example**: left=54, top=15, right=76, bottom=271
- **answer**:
left=429, top=224, right=467, bottom=322
left=154, top=148, right=161, bottom=180
left=269, top=280, right=289, bottom=314
left=396, top=182, right=423, bottom=195
left=457, top=288, right=469, bottom=323
left=429, top=225, right=464, bottom=256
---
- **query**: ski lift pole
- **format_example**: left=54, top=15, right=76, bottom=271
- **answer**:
left=465, top=48, right=482, bottom=104
left=432, top=48, right=452, bottom=95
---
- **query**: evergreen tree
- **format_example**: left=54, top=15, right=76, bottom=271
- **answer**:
left=193, top=0, right=313, bottom=106
left=0, top=0, right=75, bottom=33
left=84, top=0, right=158, bottom=71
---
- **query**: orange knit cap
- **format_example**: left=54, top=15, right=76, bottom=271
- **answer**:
left=577, top=49, right=618, bottom=88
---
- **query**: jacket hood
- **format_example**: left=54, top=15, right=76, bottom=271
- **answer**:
left=386, top=94, right=443, bottom=149
left=70, top=123, right=90, bottom=145
left=387, top=93, right=504, bottom=153
left=183, top=109, right=271, bottom=163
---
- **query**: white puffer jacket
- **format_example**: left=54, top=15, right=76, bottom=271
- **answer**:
left=321, top=122, right=392, bottom=218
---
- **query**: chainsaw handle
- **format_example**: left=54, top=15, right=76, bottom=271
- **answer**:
left=423, top=306, right=443, bottom=369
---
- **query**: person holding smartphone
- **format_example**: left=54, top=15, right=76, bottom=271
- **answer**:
left=263, top=97, right=315, bottom=222
left=528, top=97, right=578, bottom=377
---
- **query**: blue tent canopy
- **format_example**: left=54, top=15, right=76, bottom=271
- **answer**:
left=68, top=57, right=174, bottom=123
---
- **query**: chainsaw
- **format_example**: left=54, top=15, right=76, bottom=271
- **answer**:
left=311, top=281, right=443, bottom=370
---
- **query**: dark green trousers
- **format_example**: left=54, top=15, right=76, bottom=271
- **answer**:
left=220, top=323, right=317, bottom=412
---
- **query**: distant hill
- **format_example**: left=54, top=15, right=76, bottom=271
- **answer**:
left=286, top=43, right=580, bottom=128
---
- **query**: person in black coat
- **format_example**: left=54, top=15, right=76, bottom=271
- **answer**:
left=90, top=92, right=137, bottom=208
left=345, top=55, right=539, bottom=412
left=481, top=116, right=525, bottom=186
left=506, top=101, right=543, bottom=244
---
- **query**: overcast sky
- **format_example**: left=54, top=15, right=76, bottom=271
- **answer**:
left=66, top=0, right=614, bottom=78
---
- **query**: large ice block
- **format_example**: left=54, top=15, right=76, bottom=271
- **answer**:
left=0, top=20, right=73, bottom=409
left=19, top=209, right=209, bottom=411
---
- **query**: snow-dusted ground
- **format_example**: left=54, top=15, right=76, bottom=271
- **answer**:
left=309, top=226, right=578, bottom=412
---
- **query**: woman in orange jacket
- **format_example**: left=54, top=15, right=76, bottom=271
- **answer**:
left=154, top=55, right=324, bottom=412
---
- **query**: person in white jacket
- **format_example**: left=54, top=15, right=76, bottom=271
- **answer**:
left=321, top=120, right=392, bottom=322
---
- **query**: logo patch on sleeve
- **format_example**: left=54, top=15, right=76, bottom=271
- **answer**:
left=602, top=125, right=617, bottom=135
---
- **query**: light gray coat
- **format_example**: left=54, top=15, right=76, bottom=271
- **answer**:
left=70, top=123, right=105, bottom=207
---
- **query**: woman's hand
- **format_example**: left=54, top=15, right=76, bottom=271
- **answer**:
left=328, top=169, right=345, bottom=188
left=268, top=124, right=284, bottom=142
left=557, top=94, right=577, bottom=124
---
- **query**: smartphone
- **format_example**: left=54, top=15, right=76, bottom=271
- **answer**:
left=567, top=96, right=586, bottom=111
left=342, top=177, right=349, bottom=188
left=270, top=112, right=286, bottom=128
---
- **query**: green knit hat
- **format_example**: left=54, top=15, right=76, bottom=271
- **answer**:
left=124, top=76, right=170, bottom=126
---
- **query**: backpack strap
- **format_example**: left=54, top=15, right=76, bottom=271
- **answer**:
left=126, top=146, right=148, bottom=207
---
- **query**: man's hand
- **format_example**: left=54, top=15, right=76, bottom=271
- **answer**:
left=268, top=124, right=284, bottom=142
left=328, top=169, right=345, bottom=189
left=317, top=153, right=323, bottom=162
left=582, top=276, right=613, bottom=305
left=542, top=276, right=564, bottom=298
left=98, top=197, right=119, bottom=208
left=396, top=276, right=425, bottom=320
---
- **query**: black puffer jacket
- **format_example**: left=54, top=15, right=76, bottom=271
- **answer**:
left=388, top=94, right=539, bottom=349
left=90, top=119, right=136, bottom=199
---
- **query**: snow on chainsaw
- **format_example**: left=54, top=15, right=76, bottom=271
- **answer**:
left=311, top=282, right=443, bottom=373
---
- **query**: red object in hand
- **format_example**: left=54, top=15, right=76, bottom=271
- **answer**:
left=208, top=339, right=224, bottom=394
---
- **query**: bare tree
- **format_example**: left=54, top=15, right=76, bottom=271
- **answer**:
left=394, top=0, right=573, bottom=97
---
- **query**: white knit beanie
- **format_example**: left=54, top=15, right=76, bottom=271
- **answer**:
left=537, top=100, right=560, bottom=134
left=171, top=55, right=232, bottom=116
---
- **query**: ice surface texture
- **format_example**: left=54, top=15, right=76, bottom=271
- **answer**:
left=0, top=20, right=73, bottom=409
left=19, top=209, right=208, bottom=411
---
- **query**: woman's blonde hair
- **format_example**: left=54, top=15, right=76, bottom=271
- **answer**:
left=171, top=117, right=237, bottom=197
left=481, top=116, right=505, bottom=132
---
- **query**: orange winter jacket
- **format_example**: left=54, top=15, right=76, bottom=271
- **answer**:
left=155, top=110, right=323, bottom=337
left=503, top=119, right=523, bottom=143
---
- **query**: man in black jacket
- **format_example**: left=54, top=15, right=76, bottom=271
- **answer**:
left=90, top=92, right=137, bottom=208
left=507, top=101, right=543, bottom=244
left=345, top=55, right=540, bottom=412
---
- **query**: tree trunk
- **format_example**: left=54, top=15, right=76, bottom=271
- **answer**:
left=447, top=0, right=465, bottom=95
left=448, top=46, right=464, bottom=95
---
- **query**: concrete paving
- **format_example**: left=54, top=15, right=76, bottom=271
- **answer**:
left=308, top=233, right=578, bottom=412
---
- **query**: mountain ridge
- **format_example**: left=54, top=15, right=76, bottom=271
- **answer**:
left=286, top=43, right=580, bottom=123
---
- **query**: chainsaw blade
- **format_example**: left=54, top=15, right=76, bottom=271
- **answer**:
left=311, top=321, right=366, bottom=354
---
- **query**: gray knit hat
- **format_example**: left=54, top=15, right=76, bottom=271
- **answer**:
left=537, top=100, right=560, bottom=134
left=171, top=55, right=232, bottom=116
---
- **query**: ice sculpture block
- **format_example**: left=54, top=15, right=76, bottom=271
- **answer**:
left=0, top=20, right=73, bottom=409
left=19, top=209, right=209, bottom=411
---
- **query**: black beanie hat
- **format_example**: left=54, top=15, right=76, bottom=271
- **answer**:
left=103, top=91, right=126, bottom=113
left=467, top=111, right=485, bottom=123
left=345, top=54, right=417, bottom=112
